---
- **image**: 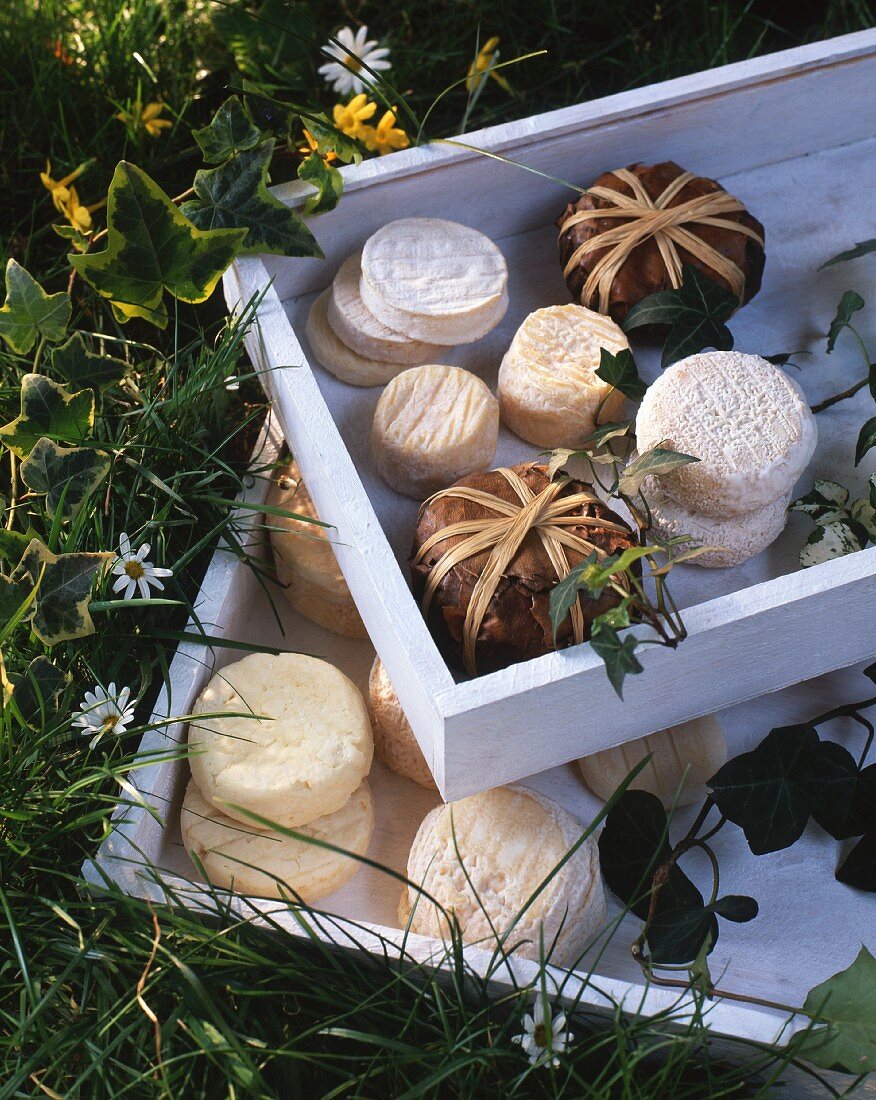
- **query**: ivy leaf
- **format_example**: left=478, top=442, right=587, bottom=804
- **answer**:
left=0, top=374, right=93, bottom=458
left=594, top=348, right=646, bottom=402
left=49, top=332, right=129, bottom=391
left=764, top=351, right=807, bottom=370
left=826, top=291, right=865, bottom=353
left=12, top=656, right=69, bottom=728
left=647, top=905, right=718, bottom=964
left=303, top=112, right=364, bottom=165
left=52, top=223, right=91, bottom=253
left=820, top=239, right=876, bottom=269
left=182, top=140, right=322, bottom=259
left=790, top=480, right=850, bottom=525
left=622, top=264, right=738, bottom=369
left=591, top=596, right=634, bottom=631
left=589, top=621, right=643, bottom=699
left=617, top=445, right=699, bottom=497
left=20, top=439, right=110, bottom=518
left=0, top=527, right=40, bottom=567
left=0, top=574, right=35, bottom=625
left=0, top=259, right=71, bottom=355
left=193, top=95, right=262, bottom=163
left=298, top=152, right=344, bottom=215
left=799, top=520, right=868, bottom=568
left=711, top=895, right=758, bottom=922
left=13, top=538, right=111, bottom=646
left=835, top=833, right=876, bottom=892
left=796, top=948, right=876, bottom=1073
left=801, top=741, right=863, bottom=840
left=69, top=162, right=246, bottom=329
left=709, top=724, right=821, bottom=854
left=855, top=415, right=876, bottom=466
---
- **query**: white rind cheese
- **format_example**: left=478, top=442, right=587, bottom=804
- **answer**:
left=635, top=351, right=817, bottom=516
left=327, top=252, right=446, bottom=364
left=360, top=218, right=509, bottom=345
left=497, top=304, right=629, bottom=447
left=370, top=364, right=499, bottom=498
left=368, top=658, right=436, bottom=789
left=306, top=288, right=407, bottom=387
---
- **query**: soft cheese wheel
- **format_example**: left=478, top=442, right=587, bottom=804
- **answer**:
left=306, top=288, right=406, bottom=387
left=399, top=786, right=606, bottom=967
left=368, top=658, right=436, bottom=789
left=360, top=218, right=509, bottom=345
left=265, top=460, right=366, bottom=638
left=327, top=253, right=446, bottom=364
left=635, top=351, right=817, bottom=516
left=498, top=304, right=630, bottom=448
left=181, top=778, right=374, bottom=902
left=370, top=364, right=499, bottom=498
left=642, top=475, right=790, bottom=568
left=188, top=653, right=373, bottom=829
left=578, top=716, right=727, bottom=808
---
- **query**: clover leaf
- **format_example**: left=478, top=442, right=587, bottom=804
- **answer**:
left=0, top=259, right=71, bottom=355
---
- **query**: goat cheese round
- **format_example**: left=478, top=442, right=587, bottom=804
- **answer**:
left=635, top=351, right=817, bottom=516
left=360, top=218, right=509, bottom=345
left=368, top=658, right=436, bottom=789
left=498, top=304, right=630, bottom=448
left=306, top=288, right=407, bottom=387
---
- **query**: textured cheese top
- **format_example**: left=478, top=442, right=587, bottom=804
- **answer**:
left=635, top=351, right=817, bottom=516
left=188, top=652, right=373, bottom=829
left=498, top=304, right=630, bottom=447
left=181, top=778, right=374, bottom=902
left=327, top=252, right=445, bottom=364
left=399, top=785, right=606, bottom=966
left=371, top=364, right=499, bottom=498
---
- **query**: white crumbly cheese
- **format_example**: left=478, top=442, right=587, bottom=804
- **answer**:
left=578, top=716, right=727, bottom=808
left=641, top=474, right=790, bottom=568
left=359, top=218, right=509, bottom=345
left=368, top=658, right=435, bottom=789
left=498, top=304, right=630, bottom=447
left=305, top=288, right=407, bottom=387
left=181, top=777, right=374, bottom=902
left=327, top=252, right=446, bottom=364
left=188, top=652, right=373, bottom=829
left=370, top=364, right=499, bottom=498
left=398, top=785, right=606, bottom=967
left=635, top=351, right=818, bottom=516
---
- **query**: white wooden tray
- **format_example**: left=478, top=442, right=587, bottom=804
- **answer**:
left=83, top=415, right=876, bottom=1051
left=224, top=29, right=876, bottom=801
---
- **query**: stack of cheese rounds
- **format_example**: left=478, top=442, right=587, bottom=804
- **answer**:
left=265, top=459, right=366, bottom=637
left=181, top=652, right=375, bottom=902
left=307, top=219, right=508, bottom=386
left=368, top=657, right=436, bottom=789
left=636, top=351, right=818, bottom=567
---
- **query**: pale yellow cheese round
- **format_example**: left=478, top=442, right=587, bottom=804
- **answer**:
left=578, top=715, right=727, bottom=808
left=370, top=364, right=499, bottom=498
left=360, top=218, right=509, bottom=345
left=188, top=653, right=373, bottom=829
left=399, top=785, right=607, bottom=967
left=181, top=777, right=374, bottom=902
left=306, top=288, right=406, bottom=387
left=327, top=252, right=446, bottom=364
left=497, top=304, right=630, bottom=448
left=368, top=658, right=436, bottom=789
left=265, top=459, right=366, bottom=638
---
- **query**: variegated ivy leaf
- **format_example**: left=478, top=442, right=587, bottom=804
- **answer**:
left=70, top=162, right=247, bottom=330
left=616, top=444, right=699, bottom=497
left=302, top=111, right=363, bottom=165
left=13, top=538, right=111, bottom=646
left=850, top=496, right=876, bottom=541
left=0, top=374, right=93, bottom=458
left=49, top=332, right=129, bottom=391
left=12, top=656, right=69, bottom=727
left=193, top=95, right=262, bottom=163
left=799, top=520, right=867, bottom=568
left=790, top=479, right=851, bottom=525
left=0, top=259, right=71, bottom=355
left=546, top=448, right=576, bottom=481
left=52, top=224, right=91, bottom=253
left=589, top=621, right=643, bottom=699
left=20, top=438, right=110, bottom=518
left=298, top=152, right=343, bottom=215
left=856, top=415, right=876, bottom=466
left=0, top=527, right=40, bottom=567
left=182, top=140, right=322, bottom=258
left=0, top=574, right=36, bottom=629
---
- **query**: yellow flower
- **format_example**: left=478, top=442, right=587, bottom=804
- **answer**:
left=298, top=128, right=337, bottom=165
left=332, top=93, right=377, bottom=139
left=360, top=108, right=409, bottom=156
left=466, top=35, right=511, bottom=94
left=115, top=100, right=172, bottom=139
left=40, top=159, right=90, bottom=214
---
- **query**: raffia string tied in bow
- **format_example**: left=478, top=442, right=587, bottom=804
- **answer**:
left=558, top=168, right=765, bottom=315
left=412, top=466, right=632, bottom=675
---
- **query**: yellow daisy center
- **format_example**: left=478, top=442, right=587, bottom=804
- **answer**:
left=346, top=54, right=363, bottom=73
left=534, top=1023, right=547, bottom=1048
left=124, top=560, right=145, bottom=580
left=101, top=714, right=119, bottom=732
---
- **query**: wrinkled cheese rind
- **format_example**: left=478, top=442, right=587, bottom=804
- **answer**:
left=498, top=304, right=630, bottom=447
left=368, top=658, right=435, bottom=789
left=642, top=475, right=790, bottom=568
left=188, top=652, right=373, bottom=829
left=181, top=777, right=374, bottom=902
left=399, top=785, right=606, bottom=966
left=306, top=288, right=407, bottom=386
left=578, top=715, right=727, bottom=808
left=360, top=218, right=509, bottom=345
left=327, top=252, right=446, bottom=364
left=635, top=351, right=818, bottom=516
left=370, top=364, right=499, bottom=498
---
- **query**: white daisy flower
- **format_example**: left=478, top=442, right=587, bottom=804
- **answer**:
left=110, top=532, right=173, bottom=600
left=512, top=996, right=573, bottom=1068
left=72, top=682, right=137, bottom=744
left=318, top=25, right=391, bottom=96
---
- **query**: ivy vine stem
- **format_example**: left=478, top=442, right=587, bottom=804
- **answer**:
left=811, top=373, right=870, bottom=413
